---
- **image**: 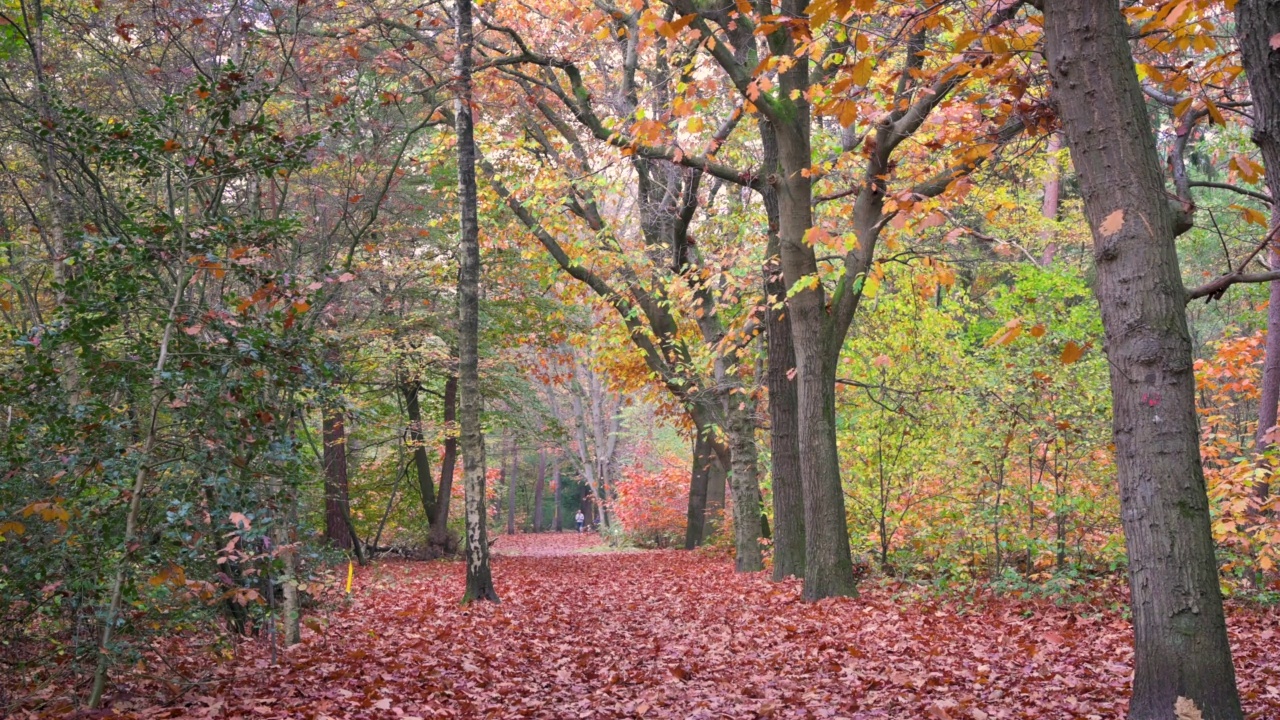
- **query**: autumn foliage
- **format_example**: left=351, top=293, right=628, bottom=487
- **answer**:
left=8, top=536, right=1279, bottom=718
left=612, top=459, right=689, bottom=548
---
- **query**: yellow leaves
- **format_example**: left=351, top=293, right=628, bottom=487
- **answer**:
left=988, top=318, right=1022, bottom=347
left=1098, top=209, right=1125, bottom=238
left=686, top=116, right=705, bottom=133
left=1060, top=341, right=1085, bottom=364
left=1233, top=204, right=1269, bottom=227
left=808, top=0, right=853, bottom=30
left=850, top=57, right=874, bottom=86
left=1172, top=96, right=1194, bottom=119
left=21, top=500, right=70, bottom=523
left=0, top=520, right=25, bottom=537
left=951, top=30, right=980, bottom=51
left=1205, top=99, right=1225, bottom=126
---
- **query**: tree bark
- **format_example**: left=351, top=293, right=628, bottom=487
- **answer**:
left=1236, top=0, right=1280, bottom=518
left=402, top=382, right=437, bottom=522
left=761, top=157, right=805, bottom=580
left=430, top=376, right=458, bottom=548
left=553, top=455, right=563, bottom=531
left=1044, top=1, right=1242, bottom=716
left=506, top=433, right=518, bottom=535
left=322, top=384, right=352, bottom=551
left=685, top=427, right=713, bottom=549
left=455, top=0, right=497, bottom=604
left=771, top=108, right=857, bottom=601
left=1040, top=132, right=1063, bottom=265
left=533, top=448, right=547, bottom=532
left=725, top=400, right=765, bottom=571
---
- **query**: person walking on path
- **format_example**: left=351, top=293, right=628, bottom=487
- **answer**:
left=575, top=510, right=585, bottom=533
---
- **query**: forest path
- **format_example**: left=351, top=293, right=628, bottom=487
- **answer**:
left=109, top=535, right=1280, bottom=719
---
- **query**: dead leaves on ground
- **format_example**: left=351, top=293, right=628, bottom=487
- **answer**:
left=33, top=536, right=1280, bottom=719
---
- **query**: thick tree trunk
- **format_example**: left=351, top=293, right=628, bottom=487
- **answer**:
left=762, top=173, right=805, bottom=580
left=1237, top=0, right=1280, bottom=517
left=685, top=422, right=714, bottom=548
left=773, top=118, right=856, bottom=598
left=725, top=401, right=765, bottom=571
left=552, top=456, right=563, bottom=531
left=430, top=376, right=458, bottom=548
left=1045, top=1, right=1242, bottom=716
left=455, top=0, right=497, bottom=604
left=322, top=398, right=352, bottom=551
left=706, top=442, right=727, bottom=524
left=533, top=449, right=547, bottom=532
left=506, top=433, right=518, bottom=535
left=402, top=382, right=437, bottom=522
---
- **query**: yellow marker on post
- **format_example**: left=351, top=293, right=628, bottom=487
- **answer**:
left=345, top=560, right=353, bottom=595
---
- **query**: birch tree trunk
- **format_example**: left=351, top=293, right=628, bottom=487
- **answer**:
left=455, top=0, right=497, bottom=603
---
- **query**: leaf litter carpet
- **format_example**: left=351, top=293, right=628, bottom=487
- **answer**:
left=92, top=534, right=1280, bottom=719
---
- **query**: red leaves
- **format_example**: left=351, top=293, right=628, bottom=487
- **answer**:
left=59, top=538, right=1280, bottom=718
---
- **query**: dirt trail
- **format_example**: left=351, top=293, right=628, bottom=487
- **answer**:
left=81, top=535, right=1280, bottom=719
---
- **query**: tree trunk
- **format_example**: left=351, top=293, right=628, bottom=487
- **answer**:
left=506, top=433, right=518, bottom=535
left=1045, top=1, right=1242, bottom=716
left=773, top=119, right=857, bottom=599
left=455, top=0, right=497, bottom=604
left=1040, top=132, right=1063, bottom=265
left=322, top=391, right=352, bottom=551
left=725, top=400, right=765, bottom=571
left=706, top=442, right=727, bottom=526
left=430, top=375, right=459, bottom=548
left=685, top=422, right=714, bottom=548
left=763, top=198, right=805, bottom=580
left=402, top=382, right=437, bottom=522
left=553, top=456, right=563, bottom=532
left=1237, top=0, right=1280, bottom=517
left=533, top=449, right=547, bottom=532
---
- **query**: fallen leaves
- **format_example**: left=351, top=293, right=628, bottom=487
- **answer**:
left=22, top=535, right=1280, bottom=719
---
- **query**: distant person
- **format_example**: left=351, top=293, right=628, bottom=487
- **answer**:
left=575, top=510, right=585, bottom=533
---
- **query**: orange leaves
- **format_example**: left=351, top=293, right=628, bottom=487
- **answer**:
left=988, top=318, right=1022, bottom=346
left=1229, top=154, right=1264, bottom=184
left=1098, top=209, right=1125, bottom=237
left=656, top=13, right=697, bottom=39
left=1060, top=341, right=1085, bottom=364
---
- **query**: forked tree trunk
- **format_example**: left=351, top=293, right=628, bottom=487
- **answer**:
left=533, top=449, right=547, bottom=532
left=1044, top=1, right=1242, bottom=716
left=772, top=116, right=856, bottom=600
left=430, top=375, right=458, bottom=548
left=455, top=0, right=497, bottom=604
left=402, top=382, right=437, bottom=521
left=1237, top=0, right=1280, bottom=517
